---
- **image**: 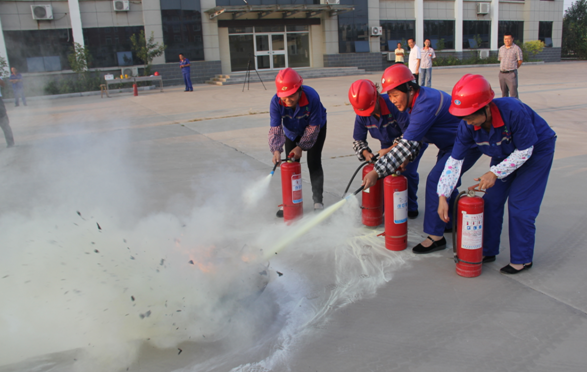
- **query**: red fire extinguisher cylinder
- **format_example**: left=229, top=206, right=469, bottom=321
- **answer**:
left=361, top=164, right=384, bottom=226
left=455, top=192, right=484, bottom=278
left=280, top=160, right=303, bottom=222
left=384, top=174, right=408, bottom=251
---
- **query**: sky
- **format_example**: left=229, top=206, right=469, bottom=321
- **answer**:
left=563, top=0, right=577, bottom=14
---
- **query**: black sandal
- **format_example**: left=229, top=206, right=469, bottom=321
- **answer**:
left=500, top=262, right=533, bottom=275
left=412, top=236, right=447, bottom=254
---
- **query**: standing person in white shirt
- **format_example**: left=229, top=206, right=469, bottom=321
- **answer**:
left=407, top=38, right=421, bottom=84
left=394, top=42, right=405, bottom=64
left=420, top=39, right=436, bottom=87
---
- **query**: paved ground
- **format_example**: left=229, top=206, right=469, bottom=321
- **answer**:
left=1, top=61, right=586, bottom=372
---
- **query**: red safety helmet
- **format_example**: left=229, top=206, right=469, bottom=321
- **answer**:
left=448, top=74, right=495, bottom=117
left=275, top=68, right=303, bottom=98
left=348, top=79, right=378, bottom=117
left=154, top=71, right=159, bottom=76
left=380, top=64, right=415, bottom=93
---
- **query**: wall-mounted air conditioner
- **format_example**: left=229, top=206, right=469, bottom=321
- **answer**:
left=477, top=3, right=490, bottom=15
left=31, top=5, right=53, bottom=20
left=479, top=50, right=490, bottom=59
left=387, top=52, right=395, bottom=62
left=371, top=26, right=383, bottom=37
left=113, top=0, right=130, bottom=12
left=121, top=67, right=139, bottom=77
left=321, top=0, right=340, bottom=4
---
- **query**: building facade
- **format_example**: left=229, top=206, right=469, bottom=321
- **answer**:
left=0, top=0, right=563, bottom=84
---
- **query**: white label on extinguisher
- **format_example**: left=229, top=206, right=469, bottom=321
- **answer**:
left=393, top=190, right=408, bottom=224
left=292, top=174, right=302, bottom=204
left=461, top=212, right=483, bottom=249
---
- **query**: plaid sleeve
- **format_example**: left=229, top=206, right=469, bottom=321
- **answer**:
left=298, top=125, right=320, bottom=150
left=353, top=140, right=372, bottom=161
left=374, top=139, right=421, bottom=178
left=269, top=126, right=285, bottom=153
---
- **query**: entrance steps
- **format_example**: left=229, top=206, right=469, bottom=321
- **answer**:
left=205, top=67, right=367, bottom=86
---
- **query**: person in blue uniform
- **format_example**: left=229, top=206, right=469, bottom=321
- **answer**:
left=348, top=79, right=427, bottom=218
left=269, top=68, right=327, bottom=216
left=437, top=74, right=556, bottom=274
left=9, top=67, right=26, bottom=107
left=362, top=64, right=482, bottom=254
left=179, top=53, right=193, bottom=92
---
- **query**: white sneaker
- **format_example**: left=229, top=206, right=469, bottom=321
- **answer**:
left=314, top=203, right=324, bottom=211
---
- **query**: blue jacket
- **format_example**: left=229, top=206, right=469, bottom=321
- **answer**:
left=402, top=87, right=462, bottom=152
left=451, top=98, right=556, bottom=161
left=180, top=58, right=190, bottom=74
left=270, top=85, right=327, bottom=141
left=353, top=94, right=409, bottom=148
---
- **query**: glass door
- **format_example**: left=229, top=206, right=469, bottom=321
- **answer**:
left=255, top=34, right=287, bottom=70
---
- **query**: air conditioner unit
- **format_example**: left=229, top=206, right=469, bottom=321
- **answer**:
left=371, top=26, right=383, bottom=37
left=31, top=5, right=53, bottom=20
left=387, top=52, right=395, bottom=62
left=121, top=67, right=139, bottom=77
left=321, top=0, right=340, bottom=4
left=479, top=50, right=490, bottom=59
left=477, top=3, right=490, bottom=15
left=113, top=0, right=130, bottom=12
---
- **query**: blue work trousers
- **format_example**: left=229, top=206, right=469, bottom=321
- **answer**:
left=183, top=72, right=193, bottom=91
left=482, top=136, right=556, bottom=264
left=424, top=146, right=483, bottom=236
left=402, top=142, right=428, bottom=212
left=420, top=68, right=432, bottom=88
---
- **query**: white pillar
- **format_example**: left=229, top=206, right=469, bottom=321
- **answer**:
left=368, top=0, right=380, bottom=53
left=0, top=16, right=9, bottom=68
left=201, top=0, right=220, bottom=61
left=455, top=0, right=463, bottom=52
left=415, top=0, right=424, bottom=48
left=67, top=0, right=84, bottom=47
left=490, top=0, right=499, bottom=51
left=142, top=0, right=165, bottom=64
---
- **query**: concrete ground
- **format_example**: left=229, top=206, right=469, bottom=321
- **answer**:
left=1, top=61, right=586, bottom=372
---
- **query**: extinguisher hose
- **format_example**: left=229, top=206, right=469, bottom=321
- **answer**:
left=270, top=158, right=296, bottom=175
left=341, top=154, right=380, bottom=198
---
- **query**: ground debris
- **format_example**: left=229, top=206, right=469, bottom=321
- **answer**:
left=139, top=310, right=151, bottom=319
left=277, top=271, right=283, bottom=277
left=177, top=348, right=182, bottom=355
left=160, top=259, right=165, bottom=266
left=97, top=222, right=102, bottom=231
left=131, top=296, right=135, bottom=302
left=188, top=260, right=194, bottom=265
left=94, top=249, right=99, bottom=253
left=76, top=211, right=85, bottom=220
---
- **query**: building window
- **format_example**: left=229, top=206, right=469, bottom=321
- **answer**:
left=424, top=20, right=455, bottom=50
left=160, top=0, right=204, bottom=63
left=380, top=21, right=416, bottom=52
left=463, top=21, right=491, bottom=49
left=217, top=0, right=320, bottom=5
left=83, top=27, right=144, bottom=68
left=338, top=0, right=368, bottom=53
left=539, top=21, right=553, bottom=47
left=498, top=21, right=524, bottom=47
left=3, top=29, right=73, bottom=72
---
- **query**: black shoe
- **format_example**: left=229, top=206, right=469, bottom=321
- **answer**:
left=412, top=236, right=447, bottom=254
left=276, top=208, right=283, bottom=218
left=500, top=263, right=533, bottom=275
left=482, top=255, right=496, bottom=263
left=184, top=90, right=189, bottom=92
left=408, top=210, right=419, bottom=219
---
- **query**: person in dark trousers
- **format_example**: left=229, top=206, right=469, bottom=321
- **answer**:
left=9, top=67, right=26, bottom=107
left=438, top=74, right=556, bottom=274
left=269, top=68, right=327, bottom=216
left=179, top=53, right=193, bottom=92
left=0, top=77, right=15, bottom=148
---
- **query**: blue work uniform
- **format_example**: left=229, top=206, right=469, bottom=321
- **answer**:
left=180, top=58, right=193, bottom=91
left=403, top=87, right=482, bottom=236
left=353, top=94, right=428, bottom=212
left=270, top=85, right=327, bottom=203
left=450, top=98, right=556, bottom=264
left=9, top=73, right=26, bottom=106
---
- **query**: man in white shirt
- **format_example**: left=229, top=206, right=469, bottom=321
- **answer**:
left=394, top=42, right=405, bottom=64
left=407, top=38, right=421, bottom=84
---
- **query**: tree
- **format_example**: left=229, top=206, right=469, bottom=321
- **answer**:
left=523, top=40, right=545, bottom=60
left=130, top=30, right=166, bottom=75
left=562, top=0, right=587, bottom=59
left=68, top=42, right=92, bottom=73
left=0, top=55, right=9, bottom=78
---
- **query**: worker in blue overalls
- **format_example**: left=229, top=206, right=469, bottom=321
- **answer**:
left=179, top=53, right=193, bottom=92
left=362, top=64, right=482, bottom=254
left=437, top=74, right=556, bottom=274
left=348, top=79, right=428, bottom=218
left=269, top=68, right=327, bottom=217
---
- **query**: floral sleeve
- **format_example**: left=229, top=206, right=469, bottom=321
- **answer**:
left=437, top=156, right=464, bottom=198
left=490, top=146, right=533, bottom=179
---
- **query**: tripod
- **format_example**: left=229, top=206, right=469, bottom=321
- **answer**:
left=242, top=58, right=267, bottom=92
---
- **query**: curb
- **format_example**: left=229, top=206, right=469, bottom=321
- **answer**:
left=2, top=84, right=158, bottom=103
left=434, top=61, right=545, bottom=70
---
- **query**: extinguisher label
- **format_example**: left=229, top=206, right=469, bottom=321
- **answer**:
left=393, top=190, right=408, bottom=224
left=292, top=174, right=302, bottom=204
left=462, top=213, right=483, bottom=249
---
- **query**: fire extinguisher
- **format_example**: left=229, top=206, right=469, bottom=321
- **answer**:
left=383, top=173, right=408, bottom=251
left=452, top=189, right=485, bottom=278
left=280, top=158, right=303, bottom=222
left=361, top=163, right=384, bottom=226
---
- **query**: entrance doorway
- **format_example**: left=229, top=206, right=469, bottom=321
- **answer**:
left=255, top=33, right=286, bottom=70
